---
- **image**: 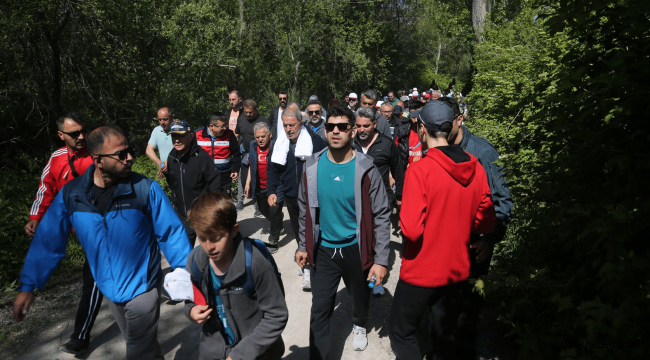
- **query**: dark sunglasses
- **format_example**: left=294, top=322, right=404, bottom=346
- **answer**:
left=279, top=97, right=288, bottom=100
left=307, top=110, right=321, bottom=115
left=96, top=148, right=135, bottom=161
left=325, top=123, right=352, bottom=132
left=60, top=129, right=86, bottom=138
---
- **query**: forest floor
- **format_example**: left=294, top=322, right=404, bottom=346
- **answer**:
left=0, top=199, right=516, bottom=360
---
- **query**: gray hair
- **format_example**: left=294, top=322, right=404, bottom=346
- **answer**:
left=381, top=102, right=393, bottom=111
left=357, top=107, right=376, bottom=122
left=243, top=99, right=257, bottom=108
left=253, top=122, right=271, bottom=133
left=282, top=108, right=303, bottom=122
left=361, top=89, right=377, bottom=101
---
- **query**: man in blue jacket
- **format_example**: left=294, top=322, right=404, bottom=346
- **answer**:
left=440, top=97, right=513, bottom=360
left=13, top=126, right=192, bottom=360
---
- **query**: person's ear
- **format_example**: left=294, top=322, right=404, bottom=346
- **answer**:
left=58, top=131, right=65, bottom=142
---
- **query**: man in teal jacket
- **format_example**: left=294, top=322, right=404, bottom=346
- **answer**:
left=14, top=126, right=192, bottom=360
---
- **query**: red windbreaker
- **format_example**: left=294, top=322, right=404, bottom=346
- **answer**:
left=399, top=146, right=496, bottom=287
left=29, top=146, right=93, bottom=221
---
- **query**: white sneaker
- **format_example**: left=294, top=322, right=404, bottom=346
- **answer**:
left=302, top=268, right=311, bottom=291
left=352, top=325, right=368, bottom=351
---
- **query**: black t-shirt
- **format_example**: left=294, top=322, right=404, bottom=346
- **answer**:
left=236, top=114, right=270, bottom=153
left=92, top=183, right=118, bottom=216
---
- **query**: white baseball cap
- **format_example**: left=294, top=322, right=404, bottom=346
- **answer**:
left=349, top=92, right=358, bottom=99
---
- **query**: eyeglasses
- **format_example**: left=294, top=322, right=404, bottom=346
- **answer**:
left=307, top=110, right=321, bottom=115
left=96, top=148, right=135, bottom=161
left=325, top=123, right=352, bottom=132
left=60, top=129, right=86, bottom=138
left=279, top=96, right=288, bottom=100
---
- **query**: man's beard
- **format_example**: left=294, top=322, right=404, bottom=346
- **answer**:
left=310, top=117, right=321, bottom=125
left=280, top=101, right=287, bottom=107
left=357, top=131, right=370, bottom=140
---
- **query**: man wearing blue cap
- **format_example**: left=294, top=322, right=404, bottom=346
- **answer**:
left=388, top=100, right=496, bottom=360
left=166, top=119, right=222, bottom=247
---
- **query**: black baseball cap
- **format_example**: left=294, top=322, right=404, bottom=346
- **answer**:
left=417, top=101, right=454, bottom=131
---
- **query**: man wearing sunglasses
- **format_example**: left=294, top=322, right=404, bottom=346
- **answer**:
left=306, top=100, right=326, bottom=140
left=296, top=105, right=391, bottom=357
left=146, top=107, right=174, bottom=179
left=166, top=120, right=221, bottom=247
left=15, top=126, right=191, bottom=359
left=25, top=112, right=101, bottom=355
left=269, top=90, right=288, bottom=137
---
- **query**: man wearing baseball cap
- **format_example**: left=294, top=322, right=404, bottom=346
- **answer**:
left=347, top=92, right=358, bottom=111
left=388, top=100, right=496, bottom=360
left=166, top=119, right=221, bottom=247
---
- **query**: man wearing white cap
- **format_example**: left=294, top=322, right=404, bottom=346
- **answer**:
left=347, top=92, right=359, bottom=111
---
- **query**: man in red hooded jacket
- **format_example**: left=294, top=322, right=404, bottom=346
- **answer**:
left=388, top=101, right=496, bottom=360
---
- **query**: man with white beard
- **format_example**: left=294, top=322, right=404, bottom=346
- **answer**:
left=306, top=100, right=326, bottom=140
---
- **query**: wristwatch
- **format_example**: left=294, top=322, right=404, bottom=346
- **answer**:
left=160, top=162, right=165, bottom=168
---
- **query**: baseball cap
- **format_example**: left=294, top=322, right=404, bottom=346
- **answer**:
left=409, top=110, right=421, bottom=119
left=349, top=92, right=358, bottom=99
left=376, top=100, right=384, bottom=108
left=393, top=105, right=403, bottom=115
left=423, top=93, right=431, bottom=99
left=418, top=101, right=454, bottom=131
left=412, top=91, right=420, bottom=98
left=169, top=119, right=191, bottom=134
left=309, top=95, right=319, bottom=102
left=400, top=96, right=409, bottom=102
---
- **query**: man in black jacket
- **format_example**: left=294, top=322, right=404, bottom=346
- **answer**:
left=268, top=90, right=288, bottom=137
left=166, top=120, right=221, bottom=247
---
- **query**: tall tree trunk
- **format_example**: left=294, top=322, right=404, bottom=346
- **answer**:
left=435, top=41, right=441, bottom=74
left=472, top=0, right=491, bottom=42
left=238, top=0, right=245, bottom=37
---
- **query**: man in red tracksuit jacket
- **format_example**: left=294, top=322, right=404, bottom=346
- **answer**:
left=388, top=101, right=496, bottom=360
left=25, top=112, right=102, bottom=355
left=195, top=112, right=241, bottom=195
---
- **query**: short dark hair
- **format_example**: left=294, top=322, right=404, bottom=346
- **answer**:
left=86, top=126, right=126, bottom=157
left=437, top=97, right=462, bottom=119
left=56, top=112, right=84, bottom=130
left=208, top=112, right=227, bottom=125
left=388, top=90, right=395, bottom=96
left=243, top=99, right=257, bottom=109
left=409, top=100, right=425, bottom=111
left=306, top=100, right=322, bottom=108
left=278, top=90, right=288, bottom=95
left=328, top=99, right=341, bottom=108
left=326, top=105, right=356, bottom=126
left=188, top=192, right=237, bottom=234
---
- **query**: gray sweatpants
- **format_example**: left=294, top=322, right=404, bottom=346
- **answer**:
left=106, top=287, right=163, bottom=360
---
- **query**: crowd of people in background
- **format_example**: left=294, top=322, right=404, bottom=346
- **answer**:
left=14, top=85, right=511, bottom=360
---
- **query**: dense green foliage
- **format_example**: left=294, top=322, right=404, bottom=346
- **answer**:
left=2, top=0, right=648, bottom=357
left=469, top=0, right=649, bottom=358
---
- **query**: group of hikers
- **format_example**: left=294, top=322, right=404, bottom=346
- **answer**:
left=14, top=87, right=512, bottom=360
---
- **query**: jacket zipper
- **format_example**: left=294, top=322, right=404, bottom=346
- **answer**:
left=180, top=161, right=187, bottom=215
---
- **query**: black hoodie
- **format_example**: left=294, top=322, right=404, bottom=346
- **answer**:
left=166, top=137, right=221, bottom=218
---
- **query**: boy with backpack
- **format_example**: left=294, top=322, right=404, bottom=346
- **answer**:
left=184, top=192, right=288, bottom=360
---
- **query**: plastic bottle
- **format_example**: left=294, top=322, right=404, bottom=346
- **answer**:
left=368, top=274, right=376, bottom=289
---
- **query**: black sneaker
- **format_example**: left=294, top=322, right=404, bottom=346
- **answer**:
left=268, top=246, right=278, bottom=254
left=254, top=211, right=263, bottom=218
left=60, top=338, right=89, bottom=355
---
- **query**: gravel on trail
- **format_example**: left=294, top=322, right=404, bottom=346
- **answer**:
left=0, top=198, right=515, bottom=360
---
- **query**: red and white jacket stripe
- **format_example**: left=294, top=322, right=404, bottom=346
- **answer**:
left=29, top=146, right=93, bottom=221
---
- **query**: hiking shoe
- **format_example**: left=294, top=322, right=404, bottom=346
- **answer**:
left=372, top=283, right=385, bottom=296
left=268, top=245, right=278, bottom=254
left=302, top=268, right=311, bottom=291
left=60, top=338, right=89, bottom=355
left=352, top=325, right=368, bottom=351
left=236, top=201, right=244, bottom=211
left=254, top=210, right=263, bottom=218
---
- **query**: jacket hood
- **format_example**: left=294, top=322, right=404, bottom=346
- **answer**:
left=429, top=146, right=477, bottom=186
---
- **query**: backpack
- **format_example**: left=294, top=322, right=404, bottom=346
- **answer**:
left=191, top=237, right=284, bottom=300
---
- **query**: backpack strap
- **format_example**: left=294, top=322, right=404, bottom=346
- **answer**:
left=243, top=238, right=255, bottom=298
left=191, top=253, right=202, bottom=287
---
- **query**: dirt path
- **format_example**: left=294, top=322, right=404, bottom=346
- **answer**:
left=1, top=199, right=402, bottom=360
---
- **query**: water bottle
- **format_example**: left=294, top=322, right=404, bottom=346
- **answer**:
left=368, top=274, right=376, bottom=289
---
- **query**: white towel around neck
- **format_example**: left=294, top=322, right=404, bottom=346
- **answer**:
left=271, top=126, right=313, bottom=165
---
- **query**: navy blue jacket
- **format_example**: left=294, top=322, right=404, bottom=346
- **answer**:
left=460, top=126, right=513, bottom=244
left=249, top=139, right=275, bottom=198
left=19, top=165, right=191, bottom=303
left=266, top=130, right=327, bottom=203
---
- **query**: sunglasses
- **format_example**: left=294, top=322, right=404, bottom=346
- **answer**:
left=96, top=148, right=135, bottom=161
left=60, top=129, right=86, bottom=138
left=325, top=123, right=352, bottom=132
left=279, top=97, right=288, bottom=100
left=307, top=110, right=321, bottom=115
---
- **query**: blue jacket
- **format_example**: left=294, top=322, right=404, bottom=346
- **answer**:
left=248, top=139, right=274, bottom=198
left=460, top=126, right=513, bottom=244
left=266, top=130, right=327, bottom=203
left=18, top=165, right=192, bottom=303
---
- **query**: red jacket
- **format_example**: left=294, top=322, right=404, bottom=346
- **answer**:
left=29, top=146, right=93, bottom=221
left=399, top=146, right=496, bottom=287
left=195, top=126, right=241, bottom=174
